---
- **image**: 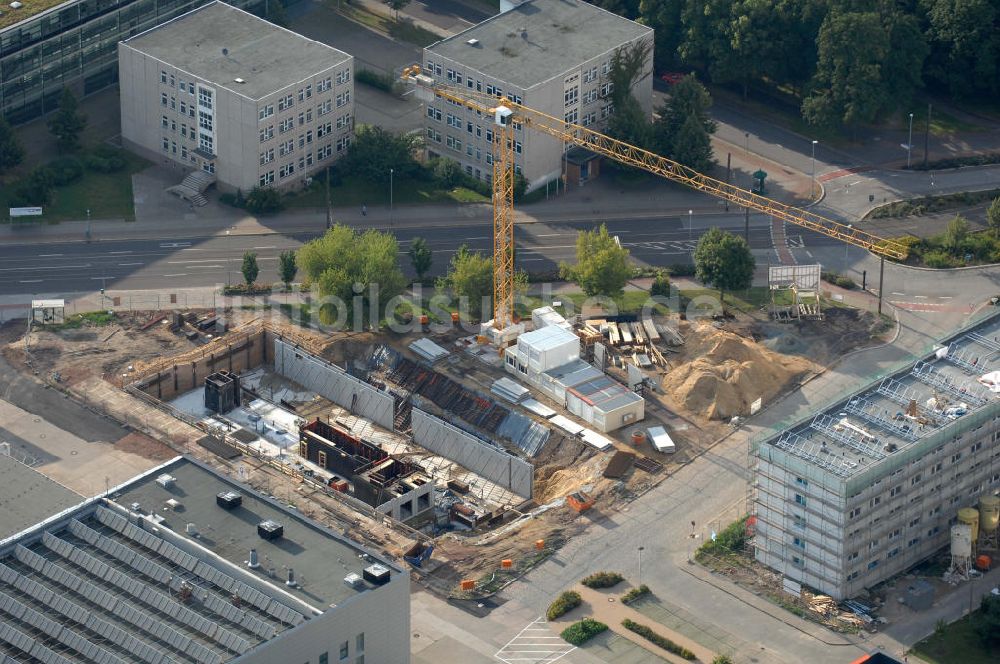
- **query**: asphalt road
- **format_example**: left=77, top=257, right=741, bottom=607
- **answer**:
left=0, top=215, right=813, bottom=296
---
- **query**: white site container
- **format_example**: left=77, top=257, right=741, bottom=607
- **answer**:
left=516, top=326, right=580, bottom=373
left=647, top=426, right=676, bottom=454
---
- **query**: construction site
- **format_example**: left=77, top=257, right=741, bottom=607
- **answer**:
left=0, top=283, right=894, bottom=599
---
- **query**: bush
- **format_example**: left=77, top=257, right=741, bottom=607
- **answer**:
left=621, top=619, right=696, bottom=660
left=698, top=516, right=749, bottom=557
left=621, top=584, right=651, bottom=604
left=560, top=619, right=608, bottom=646
left=667, top=263, right=697, bottom=277
left=430, top=157, right=463, bottom=189
left=923, top=250, right=958, bottom=269
left=650, top=271, right=670, bottom=297
left=10, top=167, right=55, bottom=206
left=712, top=656, right=735, bottom=664
left=546, top=590, right=582, bottom=620
left=355, top=68, right=397, bottom=93
left=47, top=156, right=84, bottom=185
left=245, top=186, right=284, bottom=214
left=581, top=571, right=624, bottom=589
left=222, top=283, right=272, bottom=296
left=835, top=275, right=856, bottom=289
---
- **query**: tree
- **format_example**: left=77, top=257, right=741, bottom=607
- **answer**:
left=605, top=41, right=656, bottom=150
left=638, top=0, right=684, bottom=72
left=942, top=214, right=970, bottom=252
left=245, top=186, right=284, bottom=214
left=436, top=245, right=493, bottom=320
left=653, top=75, right=716, bottom=169
left=339, top=126, right=421, bottom=185
left=278, top=250, right=298, bottom=290
left=241, top=251, right=260, bottom=289
left=298, top=224, right=405, bottom=325
left=266, top=0, right=289, bottom=27
left=0, top=116, right=25, bottom=174
left=693, top=227, right=755, bottom=304
left=973, top=593, right=1000, bottom=647
left=921, top=0, right=1000, bottom=99
left=711, top=656, right=734, bottom=664
left=431, top=157, right=462, bottom=188
left=987, top=196, right=1000, bottom=238
left=408, top=237, right=433, bottom=281
left=802, top=12, right=890, bottom=130
left=47, top=88, right=87, bottom=152
left=383, top=0, right=410, bottom=21
left=10, top=167, right=55, bottom=206
left=650, top=270, right=670, bottom=297
left=559, top=224, right=632, bottom=297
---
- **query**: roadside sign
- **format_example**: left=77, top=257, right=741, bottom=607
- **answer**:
left=10, top=207, right=42, bottom=217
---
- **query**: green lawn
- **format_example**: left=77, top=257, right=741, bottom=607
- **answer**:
left=335, top=3, right=443, bottom=47
left=912, top=614, right=1000, bottom=664
left=285, top=174, right=489, bottom=208
left=2, top=151, right=148, bottom=223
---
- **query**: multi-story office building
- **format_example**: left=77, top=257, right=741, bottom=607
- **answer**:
left=422, top=0, right=653, bottom=190
left=0, top=0, right=287, bottom=124
left=0, top=455, right=410, bottom=662
left=119, top=0, right=353, bottom=192
left=753, top=313, right=1000, bottom=599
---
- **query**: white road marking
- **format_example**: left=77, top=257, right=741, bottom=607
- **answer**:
left=163, top=273, right=188, bottom=277
left=18, top=279, right=43, bottom=283
left=108, top=251, right=132, bottom=255
left=0, top=264, right=91, bottom=272
left=38, top=253, right=63, bottom=257
left=253, top=246, right=276, bottom=249
left=939, top=296, right=953, bottom=300
left=188, top=265, right=224, bottom=268
left=168, top=259, right=226, bottom=264
left=805, top=251, right=814, bottom=258
left=891, top=292, right=906, bottom=296
left=118, top=262, right=143, bottom=266
left=159, top=242, right=192, bottom=248
left=495, top=617, right=576, bottom=664
left=914, top=295, right=928, bottom=299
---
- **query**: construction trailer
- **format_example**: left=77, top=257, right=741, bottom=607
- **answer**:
left=299, top=419, right=434, bottom=522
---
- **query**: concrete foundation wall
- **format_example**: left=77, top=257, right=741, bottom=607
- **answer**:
left=411, top=408, right=532, bottom=499
left=134, top=328, right=270, bottom=401
left=274, top=339, right=394, bottom=430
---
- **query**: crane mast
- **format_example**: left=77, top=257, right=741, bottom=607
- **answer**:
left=401, top=66, right=907, bottom=332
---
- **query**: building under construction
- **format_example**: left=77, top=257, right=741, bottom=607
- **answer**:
left=299, top=419, right=434, bottom=522
left=752, top=311, right=1000, bottom=599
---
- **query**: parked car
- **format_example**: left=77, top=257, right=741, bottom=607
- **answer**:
left=659, top=72, right=685, bottom=86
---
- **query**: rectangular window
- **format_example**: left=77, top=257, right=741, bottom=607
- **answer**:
left=169, top=73, right=175, bottom=87
left=189, top=106, right=196, bottom=119
left=178, top=78, right=185, bottom=92
left=259, top=105, right=274, bottom=120
left=170, top=119, right=176, bottom=132
left=336, top=115, right=351, bottom=130
left=161, top=137, right=169, bottom=151
left=180, top=101, right=187, bottom=115
left=340, top=641, right=349, bottom=660
left=188, top=82, right=195, bottom=95
left=171, top=141, right=177, bottom=154
left=161, top=115, right=168, bottom=128
left=278, top=95, right=292, bottom=111
left=279, top=118, right=294, bottom=133
left=320, top=654, right=329, bottom=664
left=169, top=96, right=176, bottom=110
left=337, top=136, right=351, bottom=151
left=199, top=134, right=213, bottom=154
left=337, top=70, right=350, bottom=85
left=582, top=112, right=596, bottom=127
left=794, top=494, right=806, bottom=506
left=161, top=93, right=168, bottom=106
left=260, top=126, right=274, bottom=142
left=600, top=82, right=614, bottom=98
left=318, top=144, right=333, bottom=160
left=260, top=149, right=274, bottom=165
left=319, top=77, right=333, bottom=92
left=426, top=128, right=441, bottom=143
left=427, top=106, right=442, bottom=122
left=564, top=109, right=578, bottom=124
left=584, top=89, right=598, bottom=104
left=564, top=86, right=578, bottom=107
left=181, top=145, right=188, bottom=159
left=198, top=88, right=213, bottom=110
left=160, top=71, right=167, bottom=84
left=792, top=537, right=805, bottom=549
left=337, top=91, right=351, bottom=108
left=279, top=140, right=294, bottom=157
left=319, top=99, right=333, bottom=116
left=199, top=111, right=213, bottom=132
left=318, top=122, right=333, bottom=138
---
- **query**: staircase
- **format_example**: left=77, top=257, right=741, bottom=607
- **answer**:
left=166, top=169, right=216, bottom=207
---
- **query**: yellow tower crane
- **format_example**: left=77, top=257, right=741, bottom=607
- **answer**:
left=401, top=66, right=907, bottom=332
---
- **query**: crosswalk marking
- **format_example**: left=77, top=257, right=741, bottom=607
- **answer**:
left=495, top=617, right=576, bottom=663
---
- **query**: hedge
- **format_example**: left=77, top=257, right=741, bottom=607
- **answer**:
left=546, top=590, right=582, bottom=620
left=621, top=584, right=651, bottom=604
left=581, top=571, right=624, bottom=589
left=560, top=618, right=608, bottom=646
left=621, top=618, right=696, bottom=660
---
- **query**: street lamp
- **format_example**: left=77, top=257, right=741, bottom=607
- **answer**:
left=810, top=140, right=818, bottom=199
left=638, top=546, right=644, bottom=585
left=907, top=113, right=914, bottom=168
left=389, top=168, right=394, bottom=228
left=744, top=131, right=749, bottom=156
left=225, top=229, right=232, bottom=287
left=688, top=209, right=693, bottom=242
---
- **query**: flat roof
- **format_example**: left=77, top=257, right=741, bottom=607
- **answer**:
left=426, top=0, right=652, bottom=90
left=0, top=456, right=400, bottom=663
left=121, top=1, right=351, bottom=100
left=0, top=0, right=72, bottom=32
left=567, top=374, right=642, bottom=412
left=0, top=454, right=82, bottom=540
left=759, top=312, right=1000, bottom=481
left=519, top=324, right=579, bottom=352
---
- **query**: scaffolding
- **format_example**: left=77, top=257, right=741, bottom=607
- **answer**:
left=767, top=265, right=822, bottom=322
left=809, top=413, right=887, bottom=462
left=911, top=361, right=989, bottom=407
left=843, top=396, right=918, bottom=442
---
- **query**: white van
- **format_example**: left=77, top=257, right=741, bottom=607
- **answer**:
left=647, top=426, right=676, bottom=454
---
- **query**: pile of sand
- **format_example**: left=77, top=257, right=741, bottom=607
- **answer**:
left=662, top=322, right=815, bottom=420
left=534, top=453, right=607, bottom=504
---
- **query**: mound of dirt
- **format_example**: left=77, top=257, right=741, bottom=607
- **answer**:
left=663, top=322, right=816, bottom=420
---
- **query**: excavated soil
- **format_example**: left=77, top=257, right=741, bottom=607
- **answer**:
left=661, top=321, right=817, bottom=420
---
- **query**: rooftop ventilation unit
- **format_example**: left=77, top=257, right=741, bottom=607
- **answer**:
left=362, top=563, right=390, bottom=586
left=156, top=473, right=177, bottom=489
left=466, top=38, right=480, bottom=46
left=234, top=78, right=245, bottom=84
left=344, top=573, right=363, bottom=588
left=216, top=491, right=243, bottom=510
left=165, top=498, right=181, bottom=511
left=247, top=548, right=260, bottom=569
left=257, top=520, right=284, bottom=541
left=185, top=522, right=199, bottom=537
